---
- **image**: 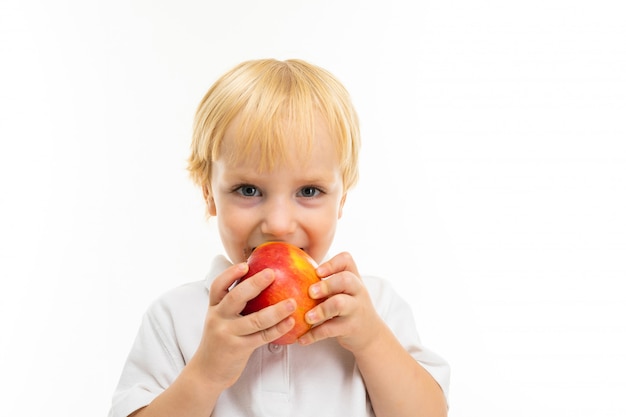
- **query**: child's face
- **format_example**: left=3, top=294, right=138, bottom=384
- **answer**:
left=206, top=117, right=346, bottom=265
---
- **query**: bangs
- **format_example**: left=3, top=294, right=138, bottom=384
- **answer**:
left=221, top=94, right=320, bottom=171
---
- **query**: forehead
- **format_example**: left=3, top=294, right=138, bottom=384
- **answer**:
left=217, top=112, right=341, bottom=173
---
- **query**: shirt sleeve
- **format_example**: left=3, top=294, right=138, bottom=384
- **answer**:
left=363, top=275, right=451, bottom=404
left=108, top=258, right=226, bottom=417
left=108, top=297, right=186, bottom=417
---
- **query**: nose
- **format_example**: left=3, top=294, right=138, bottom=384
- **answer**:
left=260, top=197, right=297, bottom=238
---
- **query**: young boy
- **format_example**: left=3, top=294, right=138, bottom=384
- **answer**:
left=109, top=59, right=450, bottom=417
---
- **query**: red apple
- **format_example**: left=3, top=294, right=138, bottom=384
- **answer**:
left=238, top=241, right=322, bottom=345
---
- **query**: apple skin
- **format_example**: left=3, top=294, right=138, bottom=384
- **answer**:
left=239, top=242, right=322, bottom=345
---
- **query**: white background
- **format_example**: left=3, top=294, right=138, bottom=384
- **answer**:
left=1, top=0, right=624, bottom=416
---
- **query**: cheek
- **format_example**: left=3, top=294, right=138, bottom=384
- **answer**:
left=217, top=208, right=248, bottom=237
left=308, top=209, right=340, bottom=260
left=216, top=213, right=251, bottom=263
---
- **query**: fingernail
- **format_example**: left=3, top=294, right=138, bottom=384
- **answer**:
left=306, top=310, right=318, bottom=324
left=309, top=283, right=321, bottom=298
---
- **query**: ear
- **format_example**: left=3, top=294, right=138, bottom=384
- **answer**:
left=202, top=184, right=217, bottom=216
left=338, top=193, right=347, bottom=219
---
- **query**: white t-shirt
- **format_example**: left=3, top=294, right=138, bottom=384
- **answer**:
left=108, top=255, right=450, bottom=417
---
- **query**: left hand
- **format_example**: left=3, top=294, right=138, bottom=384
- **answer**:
left=298, top=251, right=385, bottom=354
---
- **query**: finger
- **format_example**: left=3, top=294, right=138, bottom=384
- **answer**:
left=315, top=251, right=360, bottom=278
left=305, top=293, right=352, bottom=326
left=267, top=316, right=297, bottom=343
left=298, top=317, right=344, bottom=346
left=246, top=316, right=296, bottom=346
left=308, top=271, right=364, bottom=300
left=219, top=268, right=275, bottom=316
left=235, top=298, right=297, bottom=336
left=209, top=263, right=249, bottom=306
left=242, top=301, right=298, bottom=345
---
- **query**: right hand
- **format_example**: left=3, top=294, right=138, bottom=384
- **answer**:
left=188, top=262, right=296, bottom=389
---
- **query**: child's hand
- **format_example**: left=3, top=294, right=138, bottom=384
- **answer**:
left=189, top=262, right=296, bottom=389
left=298, top=252, right=384, bottom=354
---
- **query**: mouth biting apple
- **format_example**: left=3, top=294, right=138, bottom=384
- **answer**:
left=237, top=241, right=322, bottom=345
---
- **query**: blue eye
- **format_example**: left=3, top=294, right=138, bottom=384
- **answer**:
left=237, top=185, right=260, bottom=197
left=299, top=186, right=321, bottom=198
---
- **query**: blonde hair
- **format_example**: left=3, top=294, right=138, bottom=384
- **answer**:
left=187, top=59, right=360, bottom=194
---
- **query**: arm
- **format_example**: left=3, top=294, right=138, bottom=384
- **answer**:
left=351, top=322, right=448, bottom=417
left=131, top=263, right=296, bottom=417
left=298, top=252, right=447, bottom=417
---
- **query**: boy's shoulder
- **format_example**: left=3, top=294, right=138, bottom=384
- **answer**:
left=360, top=274, right=411, bottom=318
left=162, top=279, right=208, bottom=301
left=152, top=255, right=232, bottom=307
left=361, top=274, right=398, bottom=298
left=144, top=279, right=208, bottom=322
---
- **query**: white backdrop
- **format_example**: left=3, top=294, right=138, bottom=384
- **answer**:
left=1, top=1, right=624, bottom=416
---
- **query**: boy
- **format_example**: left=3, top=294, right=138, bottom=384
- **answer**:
left=109, top=59, right=450, bottom=417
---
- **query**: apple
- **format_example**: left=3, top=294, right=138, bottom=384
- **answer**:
left=238, top=241, right=322, bottom=345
